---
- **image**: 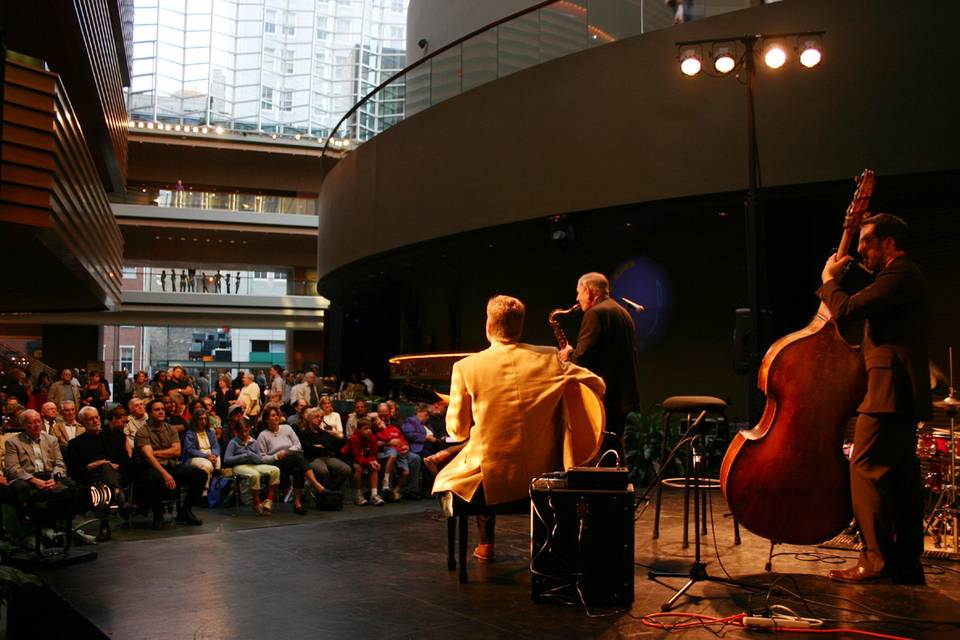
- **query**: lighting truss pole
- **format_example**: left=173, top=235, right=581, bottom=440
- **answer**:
left=675, top=31, right=824, bottom=426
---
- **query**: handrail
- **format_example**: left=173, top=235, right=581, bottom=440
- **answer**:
left=320, top=0, right=559, bottom=161
left=0, top=342, right=58, bottom=379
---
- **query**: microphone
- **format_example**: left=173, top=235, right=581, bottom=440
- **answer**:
left=621, top=297, right=645, bottom=313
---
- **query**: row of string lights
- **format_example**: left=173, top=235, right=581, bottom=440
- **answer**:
left=126, top=120, right=356, bottom=149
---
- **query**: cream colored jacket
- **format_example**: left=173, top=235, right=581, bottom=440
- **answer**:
left=433, top=340, right=605, bottom=505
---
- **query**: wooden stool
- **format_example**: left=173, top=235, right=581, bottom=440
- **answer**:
left=445, top=493, right=529, bottom=583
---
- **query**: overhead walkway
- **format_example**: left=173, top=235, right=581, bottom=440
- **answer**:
left=1, top=291, right=329, bottom=330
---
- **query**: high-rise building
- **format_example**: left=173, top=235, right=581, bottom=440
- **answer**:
left=126, top=0, right=407, bottom=139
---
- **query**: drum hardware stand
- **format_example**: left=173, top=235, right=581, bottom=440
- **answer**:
left=924, top=346, right=959, bottom=557
left=646, top=411, right=749, bottom=611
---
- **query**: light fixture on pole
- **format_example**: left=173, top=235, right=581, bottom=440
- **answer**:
left=674, top=30, right=825, bottom=426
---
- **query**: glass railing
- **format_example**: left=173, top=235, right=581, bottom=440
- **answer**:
left=324, top=0, right=754, bottom=156
left=125, top=268, right=320, bottom=298
left=119, top=187, right=318, bottom=216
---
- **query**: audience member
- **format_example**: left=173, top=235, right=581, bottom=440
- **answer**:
left=343, top=418, right=383, bottom=506
left=48, top=369, right=81, bottom=409
left=214, top=373, right=236, bottom=421
left=292, top=371, right=322, bottom=407
left=287, top=399, right=308, bottom=428
left=134, top=399, right=205, bottom=529
left=374, top=415, right=421, bottom=501
left=401, top=403, right=440, bottom=459
left=238, top=371, right=261, bottom=421
left=51, top=400, right=85, bottom=452
left=81, top=370, right=110, bottom=415
left=255, top=405, right=325, bottom=514
left=67, top=406, right=127, bottom=541
left=299, top=407, right=351, bottom=494
left=345, top=399, right=371, bottom=438
left=125, top=397, right=148, bottom=458
left=39, top=401, right=60, bottom=435
left=163, top=365, right=195, bottom=400
left=182, top=409, right=221, bottom=491
left=4, top=410, right=76, bottom=519
left=223, top=417, right=279, bottom=515
left=317, top=397, right=343, bottom=437
left=166, top=393, right=189, bottom=435
left=268, top=365, right=285, bottom=404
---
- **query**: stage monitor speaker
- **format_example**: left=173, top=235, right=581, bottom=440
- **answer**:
left=530, top=487, right=634, bottom=607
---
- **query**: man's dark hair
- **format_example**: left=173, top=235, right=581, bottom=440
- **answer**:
left=864, top=213, right=910, bottom=250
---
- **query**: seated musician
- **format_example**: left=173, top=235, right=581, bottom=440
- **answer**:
left=432, top=295, right=605, bottom=562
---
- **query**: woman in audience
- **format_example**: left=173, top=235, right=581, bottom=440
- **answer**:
left=132, top=370, right=153, bottom=400
left=214, top=373, right=236, bottom=422
left=201, top=396, right=222, bottom=435
left=151, top=370, right=168, bottom=399
left=224, top=417, right=279, bottom=515
left=299, top=407, right=351, bottom=493
left=318, top=396, right=343, bottom=437
left=237, top=371, right=261, bottom=422
left=182, top=408, right=221, bottom=491
left=255, top=404, right=325, bottom=514
left=81, top=370, right=110, bottom=416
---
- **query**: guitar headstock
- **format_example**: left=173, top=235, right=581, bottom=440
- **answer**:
left=843, top=168, right=875, bottom=230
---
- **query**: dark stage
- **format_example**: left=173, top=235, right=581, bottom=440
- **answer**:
left=20, top=488, right=960, bottom=639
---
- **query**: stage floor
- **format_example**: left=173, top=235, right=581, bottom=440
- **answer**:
left=29, top=489, right=960, bottom=639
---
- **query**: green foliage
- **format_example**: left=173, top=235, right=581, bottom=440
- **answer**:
left=623, top=405, right=732, bottom=489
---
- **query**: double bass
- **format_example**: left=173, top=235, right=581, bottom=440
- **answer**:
left=719, top=170, right=874, bottom=545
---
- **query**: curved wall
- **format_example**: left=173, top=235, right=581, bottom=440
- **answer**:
left=406, top=0, right=536, bottom=61
left=320, top=0, right=960, bottom=281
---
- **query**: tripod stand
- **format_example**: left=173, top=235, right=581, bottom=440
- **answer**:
left=647, top=410, right=747, bottom=611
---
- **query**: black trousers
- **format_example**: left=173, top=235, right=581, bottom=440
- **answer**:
left=139, top=464, right=206, bottom=514
left=8, top=478, right=80, bottom=516
left=850, top=412, right=924, bottom=575
left=273, top=452, right=309, bottom=489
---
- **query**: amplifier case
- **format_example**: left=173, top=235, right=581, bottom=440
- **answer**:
left=530, top=488, right=634, bottom=607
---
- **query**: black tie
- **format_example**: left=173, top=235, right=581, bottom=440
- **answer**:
left=310, top=385, right=318, bottom=406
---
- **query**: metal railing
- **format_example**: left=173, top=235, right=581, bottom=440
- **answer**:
left=0, top=342, right=58, bottom=380
left=120, top=187, right=317, bottom=215
left=322, top=0, right=754, bottom=158
left=126, top=268, right=319, bottom=297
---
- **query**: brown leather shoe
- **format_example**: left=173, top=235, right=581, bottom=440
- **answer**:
left=828, top=564, right=891, bottom=584
left=473, top=543, right=496, bottom=563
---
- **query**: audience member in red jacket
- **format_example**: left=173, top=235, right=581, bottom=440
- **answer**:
left=342, top=418, right=383, bottom=505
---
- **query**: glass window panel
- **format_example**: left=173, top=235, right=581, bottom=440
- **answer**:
left=498, top=13, right=539, bottom=78
left=540, top=1, right=587, bottom=62
left=430, top=46, right=460, bottom=106
left=461, top=29, right=497, bottom=93
left=403, top=65, right=429, bottom=119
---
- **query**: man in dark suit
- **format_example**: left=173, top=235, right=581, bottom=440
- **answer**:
left=560, top=272, right=640, bottom=448
left=818, top=213, right=930, bottom=585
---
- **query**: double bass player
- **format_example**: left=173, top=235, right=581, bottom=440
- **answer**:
left=819, top=213, right=930, bottom=585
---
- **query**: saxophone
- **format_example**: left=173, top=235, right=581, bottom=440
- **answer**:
left=548, top=303, right=580, bottom=349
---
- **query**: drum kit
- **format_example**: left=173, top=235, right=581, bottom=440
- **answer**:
left=920, top=347, right=960, bottom=556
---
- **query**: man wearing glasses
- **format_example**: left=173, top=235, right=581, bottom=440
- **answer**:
left=818, top=213, right=930, bottom=586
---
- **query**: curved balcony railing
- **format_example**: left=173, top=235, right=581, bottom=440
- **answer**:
left=120, top=187, right=317, bottom=215
left=323, top=0, right=755, bottom=158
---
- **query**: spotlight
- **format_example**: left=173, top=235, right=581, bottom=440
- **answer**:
left=799, top=39, right=822, bottom=68
left=679, top=47, right=702, bottom=76
left=215, top=126, right=224, bottom=134
left=763, top=43, right=787, bottom=69
left=713, top=44, right=736, bottom=74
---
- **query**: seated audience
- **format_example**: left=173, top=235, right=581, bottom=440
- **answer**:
left=375, top=415, right=421, bottom=501
left=286, top=399, right=308, bottom=428
left=299, top=408, right=351, bottom=493
left=318, top=397, right=343, bottom=437
left=255, top=405, right=325, bottom=515
left=166, top=393, right=190, bottom=434
left=134, top=399, right=206, bottom=529
left=345, top=399, right=371, bottom=438
left=224, top=417, right=280, bottom=515
left=342, top=418, right=383, bottom=506
left=401, top=403, right=440, bottom=458
left=80, top=370, right=110, bottom=415
left=125, top=397, right=148, bottom=458
left=182, top=409, right=221, bottom=491
left=51, top=400, right=85, bottom=452
left=4, top=409, right=77, bottom=519
left=67, top=406, right=127, bottom=541
left=39, top=401, right=60, bottom=435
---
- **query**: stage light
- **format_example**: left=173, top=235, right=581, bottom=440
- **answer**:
left=679, top=47, right=702, bottom=76
left=763, top=43, right=787, bottom=69
left=215, top=126, right=224, bottom=134
left=799, top=39, right=822, bottom=68
left=713, top=45, right=736, bottom=74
